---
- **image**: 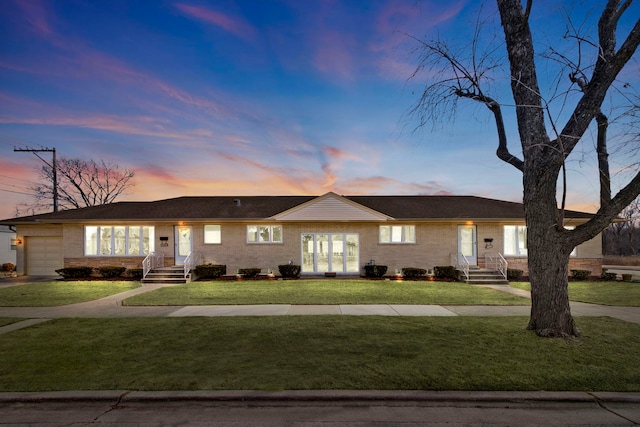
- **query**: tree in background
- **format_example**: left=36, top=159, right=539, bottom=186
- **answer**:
left=410, top=0, right=640, bottom=337
left=17, top=158, right=135, bottom=215
left=604, top=197, right=640, bottom=256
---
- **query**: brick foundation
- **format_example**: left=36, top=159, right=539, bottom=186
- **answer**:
left=491, top=256, right=602, bottom=277
left=65, top=257, right=175, bottom=270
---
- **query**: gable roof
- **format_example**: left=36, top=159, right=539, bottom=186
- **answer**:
left=272, top=192, right=393, bottom=221
left=0, top=193, right=594, bottom=224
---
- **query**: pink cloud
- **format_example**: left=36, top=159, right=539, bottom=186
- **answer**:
left=371, top=1, right=467, bottom=81
left=2, top=43, right=241, bottom=123
left=376, top=1, right=466, bottom=37
left=0, top=113, right=184, bottom=141
left=0, top=158, right=38, bottom=181
left=337, top=175, right=451, bottom=195
left=312, top=30, right=356, bottom=80
left=86, top=150, right=458, bottom=207
left=14, top=0, right=54, bottom=37
left=0, top=157, right=48, bottom=219
left=47, top=46, right=235, bottom=120
left=0, top=97, right=234, bottom=151
left=0, top=61, right=33, bottom=73
left=2, top=24, right=240, bottom=123
left=204, top=151, right=344, bottom=195
left=322, top=146, right=361, bottom=162
left=174, top=3, right=257, bottom=43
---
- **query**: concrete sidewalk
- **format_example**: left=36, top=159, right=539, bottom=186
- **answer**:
left=1, top=390, right=640, bottom=426
left=2, top=283, right=640, bottom=335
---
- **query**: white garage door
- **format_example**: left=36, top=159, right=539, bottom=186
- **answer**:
left=26, top=237, right=63, bottom=276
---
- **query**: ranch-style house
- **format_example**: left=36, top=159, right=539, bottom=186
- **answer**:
left=0, top=192, right=602, bottom=280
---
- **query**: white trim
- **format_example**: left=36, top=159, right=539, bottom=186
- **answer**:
left=272, top=192, right=393, bottom=221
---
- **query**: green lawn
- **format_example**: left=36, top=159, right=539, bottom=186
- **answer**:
left=0, top=316, right=638, bottom=392
left=0, top=281, right=141, bottom=306
left=123, top=279, right=530, bottom=306
left=510, top=281, right=640, bottom=306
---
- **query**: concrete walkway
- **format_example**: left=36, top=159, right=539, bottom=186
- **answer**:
left=2, top=282, right=640, bottom=335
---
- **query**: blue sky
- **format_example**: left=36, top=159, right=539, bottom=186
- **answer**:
left=1, top=0, right=638, bottom=219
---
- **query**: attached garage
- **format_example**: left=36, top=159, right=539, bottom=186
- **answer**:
left=26, top=236, right=63, bottom=276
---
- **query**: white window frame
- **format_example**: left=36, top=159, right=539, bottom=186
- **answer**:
left=204, top=225, right=222, bottom=244
left=84, top=226, right=155, bottom=256
left=504, top=225, right=577, bottom=257
left=247, top=225, right=283, bottom=244
left=379, top=225, right=416, bottom=244
left=503, top=225, right=527, bottom=256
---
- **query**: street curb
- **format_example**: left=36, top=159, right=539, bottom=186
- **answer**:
left=1, top=390, right=639, bottom=404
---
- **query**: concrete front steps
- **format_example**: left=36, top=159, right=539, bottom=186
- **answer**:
left=142, top=266, right=188, bottom=284
left=462, top=268, right=509, bottom=285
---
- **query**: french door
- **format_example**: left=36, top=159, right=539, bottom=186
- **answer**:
left=301, top=233, right=359, bottom=274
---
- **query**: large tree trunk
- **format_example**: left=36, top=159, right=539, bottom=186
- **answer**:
left=524, top=160, right=578, bottom=337
left=527, top=236, right=577, bottom=337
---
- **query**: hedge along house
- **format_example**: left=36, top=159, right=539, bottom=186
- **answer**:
left=0, top=192, right=601, bottom=279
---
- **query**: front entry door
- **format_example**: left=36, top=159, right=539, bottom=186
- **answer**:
left=174, top=226, right=192, bottom=265
left=457, top=225, right=477, bottom=265
left=301, top=233, right=359, bottom=274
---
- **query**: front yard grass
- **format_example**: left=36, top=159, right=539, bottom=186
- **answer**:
left=0, top=281, right=140, bottom=306
left=123, top=279, right=529, bottom=306
left=0, top=316, right=638, bottom=392
left=510, top=281, right=640, bottom=306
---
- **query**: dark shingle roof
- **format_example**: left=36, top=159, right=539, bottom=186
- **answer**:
left=0, top=194, right=594, bottom=224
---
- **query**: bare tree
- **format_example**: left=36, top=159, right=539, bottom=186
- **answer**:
left=23, top=157, right=135, bottom=213
left=410, top=0, right=640, bottom=337
left=604, top=197, right=640, bottom=255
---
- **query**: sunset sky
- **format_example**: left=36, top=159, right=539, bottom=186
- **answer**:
left=1, top=0, right=638, bottom=220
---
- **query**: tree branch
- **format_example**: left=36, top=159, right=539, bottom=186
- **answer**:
left=570, top=169, right=640, bottom=247
left=455, top=89, right=524, bottom=171
left=560, top=3, right=640, bottom=151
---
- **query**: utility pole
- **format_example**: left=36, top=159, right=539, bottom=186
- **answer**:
left=14, top=146, right=58, bottom=212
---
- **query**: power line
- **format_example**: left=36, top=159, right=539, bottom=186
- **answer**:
left=0, top=174, right=40, bottom=186
left=14, top=146, right=58, bottom=212
left=0, top=181, right=32, bottom=192
left=0, top=188, right=34, bottom=196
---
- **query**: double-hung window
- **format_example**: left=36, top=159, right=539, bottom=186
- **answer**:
left=85, top=226, right=154, bottom=256
left=204, top=225, right=221, bottom=244
left=379, top=225, right=416, bottom=244
left=503, top=225, right=527, bottom=256
left=504, top=225, right=577, bottom=256
left=247, top=225, right=282, bottom=243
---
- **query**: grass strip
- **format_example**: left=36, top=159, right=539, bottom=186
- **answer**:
left=510, top=281, right=640, bottom=306
left=0, top=281, right=140, bottom=306
left=124, top=280, right=529, bottom=306
left=0, top=316, right=638, bottom=392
